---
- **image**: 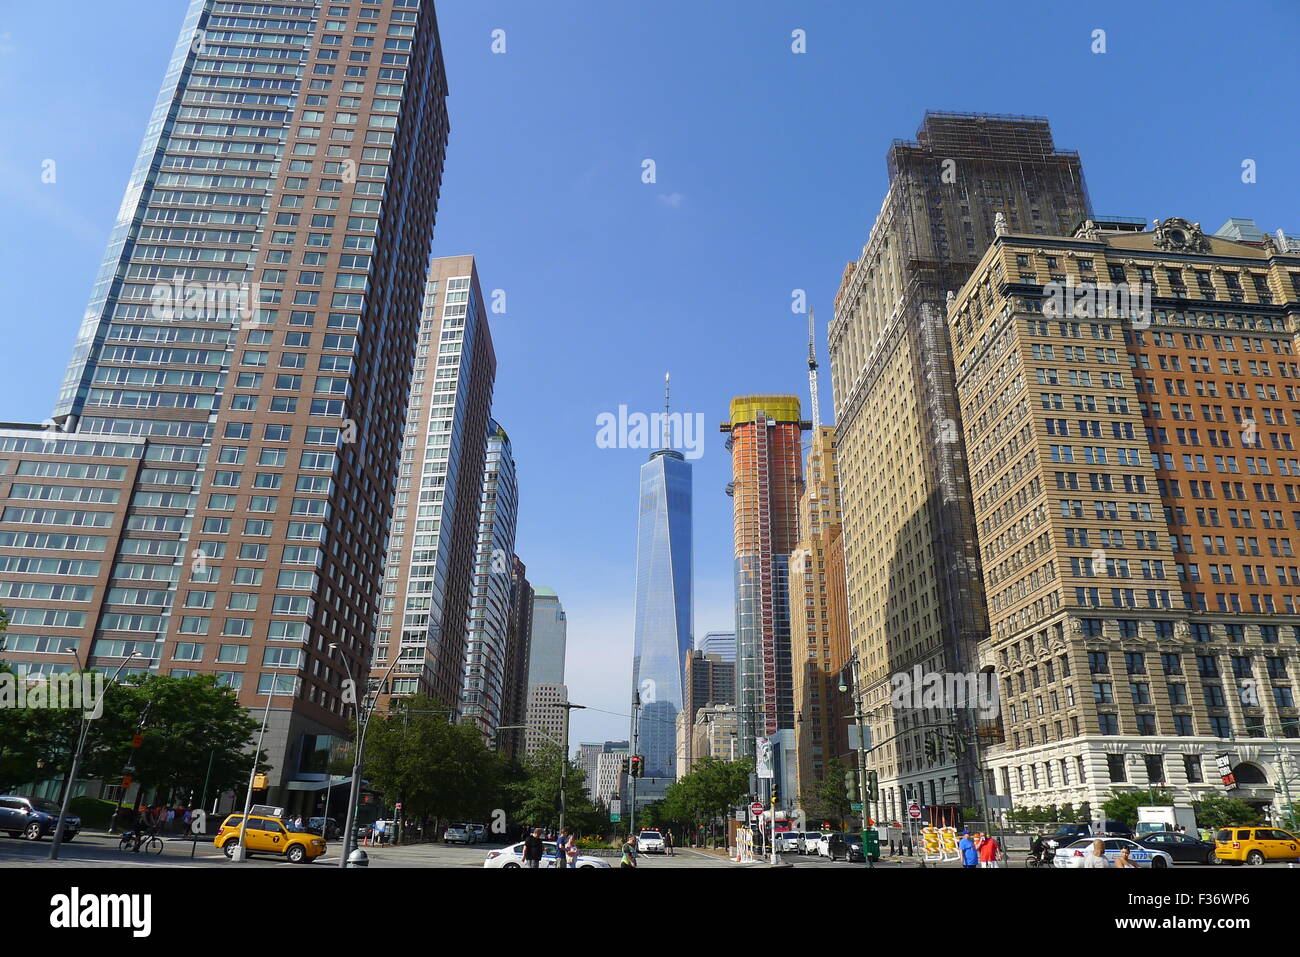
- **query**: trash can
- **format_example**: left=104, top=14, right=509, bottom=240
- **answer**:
left=861, top=828, right=880, bottom=862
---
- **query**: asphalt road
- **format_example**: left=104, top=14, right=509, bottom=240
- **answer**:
left=1, top=832, right=1293, bottom=869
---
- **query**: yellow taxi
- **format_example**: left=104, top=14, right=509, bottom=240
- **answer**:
left=1214, top=826, right=1300, bottom=865
left=215, top=813, right=326, bottom=863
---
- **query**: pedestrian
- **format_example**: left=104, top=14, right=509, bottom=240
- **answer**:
left=958, top=830, right=978, bottom=869
left=556, top=827, right=573, bottom=869
left=1077, top=839, right=1110, bottom=869
left=523, top=827, right=544, bottom=869
left=165, top=807, right=175, bottom=834
left=978, top=833, right=1001, bottom=868
left=620, top=833, right=638, bottom=869
left=1115, top=847, right=1139, bottom=869
left=664, top=828, right=674, bottom=857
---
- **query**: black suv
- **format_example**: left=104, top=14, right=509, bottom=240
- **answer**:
left=1047, top=821, right=1132, bottom=847
left=0, top=795, right=80, bottom=842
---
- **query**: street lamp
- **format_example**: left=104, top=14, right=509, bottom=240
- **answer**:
left=50, top=651, right=142, bottom=860
left=332, top=642, right=403, bottom=868
left=548, top=701, right=585, bottom=837
left=232, top=674, right=296, bottom=862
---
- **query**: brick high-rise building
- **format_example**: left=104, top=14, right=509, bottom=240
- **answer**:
left=829, top=112, right=1090, bottom=819
left=948, top=215, right=1300, bottom=814
left=377, top=255, right=496, bottom=711
left=721, top=395, right=808, bottom=755
left=0, top=0, right=450, bottom=813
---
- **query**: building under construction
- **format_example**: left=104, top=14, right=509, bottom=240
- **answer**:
left=722, top=396, right=808, bottom=758
left=828, top=112, right=1091, bottom=821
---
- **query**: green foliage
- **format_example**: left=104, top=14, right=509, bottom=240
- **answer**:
left=364, top=695, right=505, bottom=823
left=0, top=671, right=257, bottom=799
left=800, top=757, right=854, bottom=828
left=500, top=739, right=603, bottom=833
left=659, top=756, right=752, bottom=831
left=69, top=796, right=120, bottom=829
left=1101, top=789, right=1172, bottom=829
left=1192, top=793, right=1263, bottom=830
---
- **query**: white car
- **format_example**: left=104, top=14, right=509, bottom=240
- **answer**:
left=803, top=832, right=829, bottom=856
left=637, top=830, right=665, bottom=854
left=796, top=832, right=821, bottom=855
left=483, top=841, right=611, bottom=868
left=444, top=824, right=472, bottom=844
left=1053, top=837, right=1174, bottom=869
left=777, top=831, right=802, bottom=853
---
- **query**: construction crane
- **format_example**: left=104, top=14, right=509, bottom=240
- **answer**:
left=806, top=308, right=821, bottom=434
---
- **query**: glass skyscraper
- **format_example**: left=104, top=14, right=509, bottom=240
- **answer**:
left=459, top=420, right=518, bottom=737
left=632, top=448, right=692, bottom=779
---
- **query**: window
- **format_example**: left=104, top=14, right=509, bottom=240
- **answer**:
left=1106, top=753, right=1126, bottom=781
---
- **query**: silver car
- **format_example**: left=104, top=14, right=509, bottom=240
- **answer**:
left=444, top=824, right=472, bottom=844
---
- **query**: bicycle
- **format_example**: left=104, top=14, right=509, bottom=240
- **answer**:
left=118, top=831, right=165, bottom=856
left=1025, top=852, right=1055, bottom=869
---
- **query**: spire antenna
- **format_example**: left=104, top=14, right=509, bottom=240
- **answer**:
left=663, top=371, right=671, bottom=450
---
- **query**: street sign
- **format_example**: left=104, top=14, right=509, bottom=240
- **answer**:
left=908, top=803, right=922, bottom=820
left=851, top=802, right=863, bottom=812
left=750, top=802, right=765, bottom=816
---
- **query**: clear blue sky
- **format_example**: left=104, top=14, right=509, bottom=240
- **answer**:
left=1, top=1, right=1297, bottom=751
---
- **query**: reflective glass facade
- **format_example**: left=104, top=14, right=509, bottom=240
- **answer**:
left=632, top=449, right=693, bottom=779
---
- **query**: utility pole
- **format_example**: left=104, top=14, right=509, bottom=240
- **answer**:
left=629, top=689, right=641, bottom=836
left=549, top=701, right=587, bottom=835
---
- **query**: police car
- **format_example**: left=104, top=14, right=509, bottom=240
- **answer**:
left=1052, top=836, right=1173, bottom=868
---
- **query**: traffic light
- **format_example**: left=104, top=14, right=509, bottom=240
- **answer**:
left=844, top=769, right=857, bottom=801
left=866, top=770, right=878, bottom=803
left=923, top=734, right=939, bottom=763
left=948, top=730, right=966, bottom=755
left=630, top=755, right=643, bottom=778
left=621, top=757, right=629, bottom=775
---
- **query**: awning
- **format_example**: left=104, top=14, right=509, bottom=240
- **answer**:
left=287, top=775, right=354, bottom=792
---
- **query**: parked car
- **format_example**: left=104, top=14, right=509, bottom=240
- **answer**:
left=796, top=831, right=821, bottom=855
left=308, top=817, right=340, bottom=840
left=804, top=831, right=830, bottom=857
left=1215, top=826, right=1300, bottom=865
left=824, top=832, right=861, bottom=861
left=214, top=813, right=326, bottom=862
left=444, top=823, right=473, bottom=844
left=777, top=831, right=802, bottom=853
left=484, top=841, right=611, bottom=868
left=0, top=795, right=80, bottom=842
left=1137, top=831, right=1218, bottom=865
left=1046, top=820, right=1132, bottom=848
left=1052, top=837, right=1172, bottom=868
left=637, top=830, right=665, bottom=854
left=468, top=823, right=487, bottom=843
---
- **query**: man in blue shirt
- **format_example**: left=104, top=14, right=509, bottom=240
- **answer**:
left=958, top=830, right=978, bottom=868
